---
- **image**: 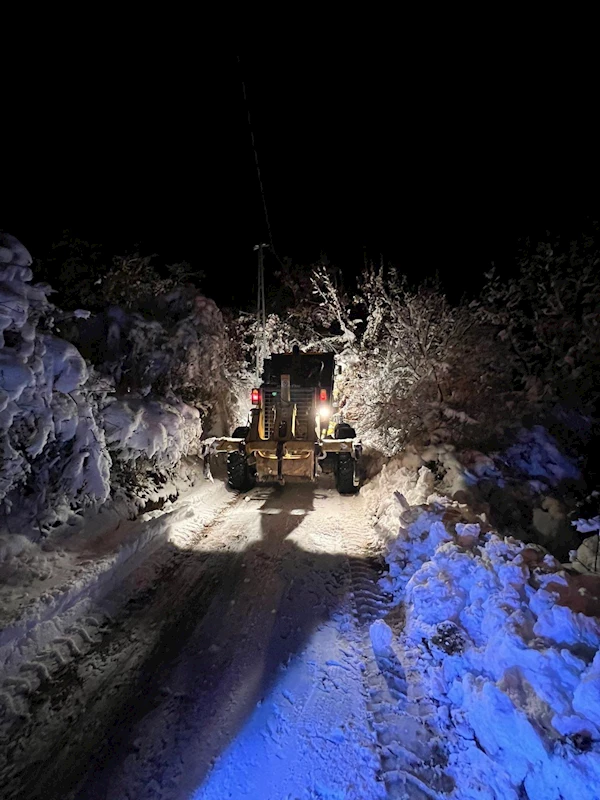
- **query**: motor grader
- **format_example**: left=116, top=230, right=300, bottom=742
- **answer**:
left=213, top=348, right=361, bottom=493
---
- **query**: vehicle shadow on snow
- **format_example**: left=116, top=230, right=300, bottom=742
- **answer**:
left=18, top=482, right=355, bottom=800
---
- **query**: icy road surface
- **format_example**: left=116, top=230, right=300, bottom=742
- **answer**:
left=0, top=481, right=449, bottom=800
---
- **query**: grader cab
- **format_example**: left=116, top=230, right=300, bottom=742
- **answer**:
left=213, top=349, right=361, bottom=494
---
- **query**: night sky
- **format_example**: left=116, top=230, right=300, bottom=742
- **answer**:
left=3, top=50, right=598, bottom=308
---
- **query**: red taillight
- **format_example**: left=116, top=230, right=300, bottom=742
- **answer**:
left=251, top=388, right=260, bottom=405
left=319, top=389, right=328, bottom=402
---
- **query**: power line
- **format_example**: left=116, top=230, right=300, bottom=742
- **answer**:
left=254, top=242, right=268, bottom=381
left=237, top=56, right=285, bottom=380
left=237, top=55, right=285, bottom=268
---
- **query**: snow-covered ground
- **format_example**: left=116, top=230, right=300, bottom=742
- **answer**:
left=366, top=459, right=600, bottom=800
left=0, top=464, right=232, bottom=672
left=0, top=468, right=236, bottom=761
left=2, top=438, right=600, bottom=799
left=0, top=478, right=394, bottom=800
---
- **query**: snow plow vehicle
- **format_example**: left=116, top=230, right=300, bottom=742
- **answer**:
left=214, top=348, right=361, bottom=494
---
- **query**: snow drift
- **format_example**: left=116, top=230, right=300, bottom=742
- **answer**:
left=370, top=458, right=600, bottom=800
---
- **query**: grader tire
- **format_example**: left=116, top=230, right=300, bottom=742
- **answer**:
left=227, top=451, right=255, bottom=491
left=336, top=453, right=358, bottom=494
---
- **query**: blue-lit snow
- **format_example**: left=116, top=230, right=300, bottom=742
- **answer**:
left=367, top=460, right=600, bottom=800
left=196, top=593, right=384, bottom=799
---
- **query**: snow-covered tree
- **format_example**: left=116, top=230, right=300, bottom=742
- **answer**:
left=228, top=260, right=358, bottom=404
left=60, top=263, right=245, bottom=436
left=1, top=232, right=251, bottom=535
left=478, top=231, right=600, bottom=413
left=34, top=234, right=204, bottom=313
left=270, top=258, right=353, bottom=346
left=340, top=267, right=518, bottom=454
left=0, top=232, right=111, bottom=530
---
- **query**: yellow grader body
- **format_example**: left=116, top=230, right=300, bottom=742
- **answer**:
left=212, top=350, right=360, bottom=493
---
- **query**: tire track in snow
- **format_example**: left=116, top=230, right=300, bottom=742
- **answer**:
left=191, top=487, right=386, bottom=800
left=0, top=490, right=247, bottom=800
left=3, top=481, right=451, bottom=800
left=347, top=557, right=455, bottom=799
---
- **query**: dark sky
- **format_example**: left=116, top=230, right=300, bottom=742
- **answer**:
left=3, top=50, right=598, bottom=308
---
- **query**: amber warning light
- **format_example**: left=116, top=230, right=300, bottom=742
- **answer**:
left=251, top=388, right=260, bottom=405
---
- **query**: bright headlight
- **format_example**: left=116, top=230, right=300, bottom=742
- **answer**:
left=319, top=404, right=330, bottom=419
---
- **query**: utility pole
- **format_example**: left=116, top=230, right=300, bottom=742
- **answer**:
left=254, top=243, right=268, bottom=382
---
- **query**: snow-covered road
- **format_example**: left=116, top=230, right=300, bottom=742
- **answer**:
left=2, top=481, right=418, bottom=800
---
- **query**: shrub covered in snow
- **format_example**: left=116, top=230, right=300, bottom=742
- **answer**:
left=310, top=265, right=524, bottom=455
left=0, top=232, right=111, bottom=528
left=33, top=235, right=204, bottom=314
left=0, top=233, right=248, bottom=535
left=36, top=235, right=248, bottom=435
left=101, top=398, right=202, bottom=465
left=65, top=285, right=244, bottom=431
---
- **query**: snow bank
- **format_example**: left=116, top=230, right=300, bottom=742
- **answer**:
left=366, top=429, right=583, bottom=561
left=0, top=476, right=234, bottom=694
left=362, top=458, right=435, bottom=543
left=414, top=427, right=580, bottom=501
left=571, top=517, right=600, bottom=575
left=372, top=461, right=600, bottom=799
left=503, top=425, right=581, bottom=487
